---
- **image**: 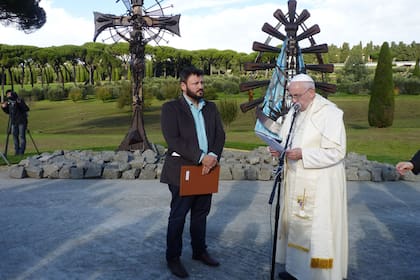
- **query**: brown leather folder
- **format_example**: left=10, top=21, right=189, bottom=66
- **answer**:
left=180, top=165, right=220, bottom=196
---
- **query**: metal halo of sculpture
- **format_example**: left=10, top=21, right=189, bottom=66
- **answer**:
left=239, top=0, right=336, bottom=142
left=93, top=0, right=180, bottom=151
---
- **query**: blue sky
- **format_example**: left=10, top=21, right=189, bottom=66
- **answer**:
left=0, top=0, right=418, bottom=53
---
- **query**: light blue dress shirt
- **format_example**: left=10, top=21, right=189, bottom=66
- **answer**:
left=183, top=94, right=217, bottom=162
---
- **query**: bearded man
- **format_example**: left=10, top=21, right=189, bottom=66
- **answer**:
left=160, top=66, right=225, bottom=278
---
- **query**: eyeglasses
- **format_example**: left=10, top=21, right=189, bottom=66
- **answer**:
left=288, top=88, right=310, bottom=99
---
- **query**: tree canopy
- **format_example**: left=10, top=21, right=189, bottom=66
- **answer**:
left=0, top=0, right=46, bottom=32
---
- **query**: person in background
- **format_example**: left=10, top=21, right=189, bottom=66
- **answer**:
left=269, top=74, right=348, bottom=280
left=1, top=90, right=30, bottom=155
left=160, top=66, right=225, bottom=278
left=396, top=150, right=420, bottom=175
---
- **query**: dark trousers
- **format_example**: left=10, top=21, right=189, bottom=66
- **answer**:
left=11, top=123, right=27, bottom=155
left=166, top=184, right=212, bottom=261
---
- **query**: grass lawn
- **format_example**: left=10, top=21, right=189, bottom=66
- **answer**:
left=0, top=94, right=419, bottom=165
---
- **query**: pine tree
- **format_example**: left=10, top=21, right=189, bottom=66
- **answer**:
left=368, top=42, right=394, bottom=127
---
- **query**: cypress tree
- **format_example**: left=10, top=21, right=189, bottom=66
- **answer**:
left=368, top=42, right=394, bottom=127
left=412, top=58, right=420, bottom=78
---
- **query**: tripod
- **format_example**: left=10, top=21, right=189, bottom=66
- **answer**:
left=4, top=114, right=40, bottom=157
left=0, top=150, right=9, bottom=165
left=268, top=103, right=300, bottom=280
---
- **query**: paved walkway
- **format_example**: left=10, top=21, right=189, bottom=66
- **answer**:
left=0, top=170, right=419, bottom=279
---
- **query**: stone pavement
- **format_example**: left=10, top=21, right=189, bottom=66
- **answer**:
left=0, top=169, right=419, bottom=280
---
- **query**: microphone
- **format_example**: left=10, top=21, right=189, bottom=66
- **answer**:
left=293, top=103, right=301, bottom=113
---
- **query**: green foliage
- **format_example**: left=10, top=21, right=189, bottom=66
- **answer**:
left=336, top=79, right=372, bottom=94
left=46, top=87, right=68, bottom=101
left=116, top=87, right=131, bottom=109
left=412, top=58, right=420, bottom=78
left=80, top=84, right=95, bottom=96
left=114, top=81, right=154, bottom=110
left=205, top=76, right=240, bottom=95
left=142, top=77, right=180, bottom=100
left=15, top=88, right=37, bottom=101
left=145, top=60, right=153, bottom=78
left=161, top=79, right=180, bottom=100
left=217, top=99, right=238, bottom=129
left=76, top=65, right=89, bottom=83
left=337, top=44, right=370, bottom=94
left=0, top=94, right=418, bottom=165
left=68, top=87, right=84, bottom=102
left=203, top=85, right=218, bottom=100
left=30, top=87, right=46, bottom=101
left=393, top=76, right=420, bottom=95
left=0, top=0, right=46, bottom=31
left=368, top=42, right=395, bottom=127
left=95, top=86, right=114, bottom=102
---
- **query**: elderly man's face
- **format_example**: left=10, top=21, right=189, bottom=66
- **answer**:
left=287, top=82, right=315, bottom=111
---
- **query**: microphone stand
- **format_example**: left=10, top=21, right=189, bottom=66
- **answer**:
left=269, top=104, right=300, bottom=280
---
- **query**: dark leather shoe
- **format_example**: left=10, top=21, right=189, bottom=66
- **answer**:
left=167, top=258, right=189, bottom=278
left=278, top=271, right=297, bottom=280
left=192, top=252, right=220, bottom=267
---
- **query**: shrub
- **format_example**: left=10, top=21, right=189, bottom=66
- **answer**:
left=81, top=84, right=95, bottom=96
left=68, top=87, right=84, bottom=102
left=15, top=88, right=32, bottom=101
left=218, top=99, right=238, bottom=129
left=393, top=76, right=420, bottom=95
left=162, top=80, right=180, bottom=100
left=95, top=86, right=114, bottom=102
left=204, top=85, right=218, bottom=100
left=116, top=88, right=131, bottom=109
left=31, top=87, right=46, bottom=101
left=47, top=87, right=67, bottom=101
left=223, top=80, right=240, bottom=94
left=337, top=80, right=372, bottom=94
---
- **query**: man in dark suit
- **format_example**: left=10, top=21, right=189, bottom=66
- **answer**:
left=160, top=66, right=225, bottom=278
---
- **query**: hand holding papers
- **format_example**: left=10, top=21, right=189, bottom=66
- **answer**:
left=255, top=131, right=284, bottom=152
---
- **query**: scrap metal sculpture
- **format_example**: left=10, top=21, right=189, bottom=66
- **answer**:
left=93, top=0, right=180, bottom=151
left=238, top=1, right=336, bottom=279
left=239, top=0, right=335, bottom=142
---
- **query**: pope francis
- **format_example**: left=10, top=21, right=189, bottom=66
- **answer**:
left=271, top=74, right=348, bottom=280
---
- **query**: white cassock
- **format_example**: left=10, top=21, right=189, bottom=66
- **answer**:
left=275, top=94, right=348, bottom=280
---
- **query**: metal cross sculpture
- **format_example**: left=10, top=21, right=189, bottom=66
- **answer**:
left=93, top=0, right=180, bottom=151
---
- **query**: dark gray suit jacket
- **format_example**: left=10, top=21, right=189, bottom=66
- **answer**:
left=411, top=150, right=420, bottom=175
left=160, top=97, right=225, bottom=186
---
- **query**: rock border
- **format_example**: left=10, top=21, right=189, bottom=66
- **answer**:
left=6, top=146, right=419, bottom=182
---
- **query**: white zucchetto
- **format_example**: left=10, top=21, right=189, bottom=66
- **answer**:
left=290, top=73, right=314, bottom=83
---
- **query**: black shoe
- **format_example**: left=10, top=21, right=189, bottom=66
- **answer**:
left=278, top=271, right=297, bottom=280
left=167, top=258, right=189, bottom=278
left=192, top=252, right=220, bottom=267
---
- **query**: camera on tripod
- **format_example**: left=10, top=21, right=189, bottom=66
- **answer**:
left=2, top=91, right=39, bottom=157
left=6, top=97, right=17, bottom=106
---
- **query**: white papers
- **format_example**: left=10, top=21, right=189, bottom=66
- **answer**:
left=255, top=131, right=284, bottom=152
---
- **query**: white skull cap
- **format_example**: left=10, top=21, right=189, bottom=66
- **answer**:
left=290, top=73, right=314, bottom=83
